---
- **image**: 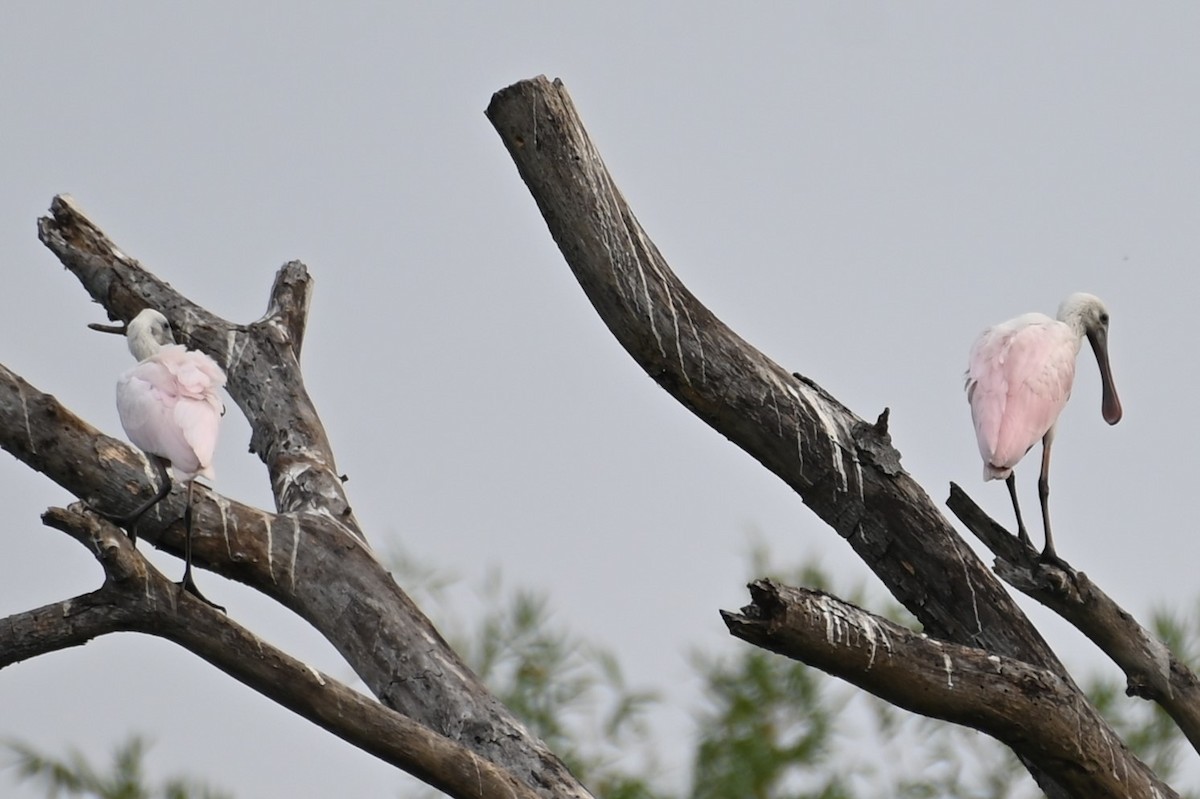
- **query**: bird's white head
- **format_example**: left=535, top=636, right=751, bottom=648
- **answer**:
left=1057, top=292, right=1122, bottom=425
left=126, top=309, right=176, bottom=361
left=1056, top=292, right=1110, bottom=338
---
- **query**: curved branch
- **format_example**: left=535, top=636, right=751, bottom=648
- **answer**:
left=0, top=593, right=133, bottom=667
left=486, top=76, right=1054, bottom=667
left=723, top=580, right=1177, bottom=799
left=0, top=507, right=540, bottom=799
left=485, top=74, right=1163, bottom=798
left=949, top=483, right=1200, bottom=753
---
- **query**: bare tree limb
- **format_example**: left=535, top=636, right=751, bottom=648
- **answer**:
left=1, top=361, right=576, bottom=794
left=949, top=482, right=1200, bottom=754
left=723, top=579, right=1177, bottom=799
left=486, top=74, right=1167, bottom=797
left=4, top=196, right=594, bottom=798
left=0, top=506, right=540, bottom=799
left=0, top=592, right=133, bottom=667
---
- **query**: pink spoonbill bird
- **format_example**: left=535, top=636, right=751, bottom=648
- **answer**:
left=965, top=293, right=1122, bottom=565
left=92, top=309, right=226, bottom=608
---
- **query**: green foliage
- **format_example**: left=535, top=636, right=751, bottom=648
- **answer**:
left=8, top=542, right=1200, bottom=799
left=689, top=647, right=851, bottom=799
left=394, top=540, right=1200, bottom=799
left=3, top=736, right=229, bottom=799
left=461, top=574, right=665, bottom=798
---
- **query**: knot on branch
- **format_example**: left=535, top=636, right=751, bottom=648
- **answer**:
left=852, top=408, right=903, bottom=476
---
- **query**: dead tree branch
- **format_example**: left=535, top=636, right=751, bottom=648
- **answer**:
left=1, top=506, right=539, bottom=799
left=486, top=74, right=1175, bottom=798
left=0, top=196, right=593, bottom=798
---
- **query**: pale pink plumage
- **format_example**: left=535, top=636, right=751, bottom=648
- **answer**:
left=963, top=293, right=1122, bottom=563
left=115, top=309, right=225, bottom=484
left=117, top=344, right=225, bottom=482
left=965, top=312, right=1080, bottom=480
left=105, top=308, right=227, bottom=608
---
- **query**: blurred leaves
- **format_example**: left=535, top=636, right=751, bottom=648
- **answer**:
left=3, top=736, right=229, bottom=799
left=689, top=647, right=851, bottom=799
left=463, top=573, right=663, bottom=797
left=8, top=541, right=1200, bottom=799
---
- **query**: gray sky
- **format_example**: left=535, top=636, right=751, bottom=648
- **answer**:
left=3, top=3, right=1199, bottom=796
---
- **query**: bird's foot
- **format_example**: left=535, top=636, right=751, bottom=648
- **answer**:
left=85, top=457, right=172, bottom=545
left=177, top=575, right=226, bottom=614
left=1037, top=548, right=1073, bottom=572
left=1015, top=526, right=1033, bottom=549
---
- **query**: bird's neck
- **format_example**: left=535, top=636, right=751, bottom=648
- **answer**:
left=1056, top=310, right=1089, bottom=341
left=128, top=335, right=164, bottom=362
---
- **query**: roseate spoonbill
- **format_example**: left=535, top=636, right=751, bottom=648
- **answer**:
left=92, top=309, right=226, bottom=609
left=965, top=293, right=1122, bottom=565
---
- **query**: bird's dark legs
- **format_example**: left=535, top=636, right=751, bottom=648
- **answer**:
left=92, top=456, right=173, bottom=547
left=1005, top=473, right=1031, bottom=547
left=178, top=481, right=225, bottom=612
left=1037, top=434, right=1068, bottom=568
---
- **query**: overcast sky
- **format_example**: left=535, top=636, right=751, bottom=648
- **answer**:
left=3, top=4, right=1200, bottom=797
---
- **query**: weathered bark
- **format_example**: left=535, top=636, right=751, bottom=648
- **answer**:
left=486, top=75, right=1178, bottom=798
left=723, top=580, right=1172, bottom=799
left=0, top=196, right=591, bottom=799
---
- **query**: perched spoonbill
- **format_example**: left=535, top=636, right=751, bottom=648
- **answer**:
left=965, top=293, right=1122, bottom=565
left=92, top=309, right=226, bottom=608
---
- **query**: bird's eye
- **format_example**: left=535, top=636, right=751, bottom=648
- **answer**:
left=1099, top=312, right=1109, bottom=325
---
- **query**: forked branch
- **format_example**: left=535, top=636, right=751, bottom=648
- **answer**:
left=4, top=506, right=538, bottom=799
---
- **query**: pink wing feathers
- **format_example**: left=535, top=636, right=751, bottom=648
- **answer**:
left=965, top=314, right=1079, bottom=480
left=116, top=345, right=225, bottom=482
